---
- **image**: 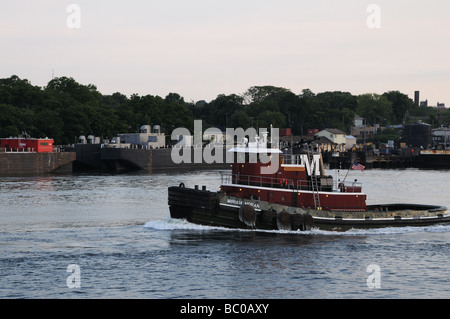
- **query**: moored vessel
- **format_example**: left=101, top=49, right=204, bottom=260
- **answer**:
left=168, top=134, right=450, bottom=231
left=417, top=149, right=450, bottom=169
left=0, top=136, right=75, bottom=176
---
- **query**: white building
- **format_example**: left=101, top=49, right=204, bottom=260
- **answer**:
left=315, top=129, right=347, bottom=151
left=316, top=129, right=346, bottom=144
left=116, top=125, right=166, bottom=149
left=345, top=135, right=357, bottom=149
left=432, top=127, right=450, bottom=148
left=354, top=114, right=364, bottom=127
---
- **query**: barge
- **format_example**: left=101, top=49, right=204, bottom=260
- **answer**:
left=168, top=135, right=450, bottom=231
left=0, top=137, right=75, bottom=176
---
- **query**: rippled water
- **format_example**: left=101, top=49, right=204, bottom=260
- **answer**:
left=0, top=169, right=449, bottom=299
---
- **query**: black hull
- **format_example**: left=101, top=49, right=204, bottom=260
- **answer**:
left=168, top=186, right=450, bottom=231
left=314, top=203, right=450, bottom=231
left=313, top=216, right=450, bottom=231
left=72, top=145, right=230, bottom=173
left=168, top=186, right=313, bottom=231
left=417, top=154, right=450, bottom=169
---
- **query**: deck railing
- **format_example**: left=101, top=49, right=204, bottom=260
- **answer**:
left=220, top=172, right=362, bottom=193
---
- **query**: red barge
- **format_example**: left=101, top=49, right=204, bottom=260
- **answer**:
left=168, top=137, right=450, bottom=231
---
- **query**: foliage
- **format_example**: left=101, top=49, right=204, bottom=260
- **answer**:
left=373, top=128, right=401, bottom=143
left=1, top=75, right=449, bottom=145
left=356, top=93, right=394, bottom=125
left=0, top=75, right=193, bottom=144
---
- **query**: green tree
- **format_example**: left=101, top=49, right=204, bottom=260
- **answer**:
left=356, top=93, right=394, bottom=125
left=164, top=94, right=194, bottom=132
left=0, top=75, right=44, bottom=109
left=34, top=108, right=64, bottom=141
left=228, top=110, right=252, bottom=129
left=373, top=127, right=401, bottom=143
left=382, top=91, right=415, bottom=124
left=44, top=77, right=106, bottom=143
left=311, top=91, right=357, bottom=132
left=243, top=86, right=291, bottom=104
left=208, top=94, right=244, bottom=129
left=46, top=76, right=101, bottom=105
left=257, top=110, right=286, bottom=129
left=0, top=103, right=36, bottom=137
left=3, top=74, right=436, bottom=146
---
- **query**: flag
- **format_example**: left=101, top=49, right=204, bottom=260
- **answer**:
left=352, top=161, right=365, bottom=172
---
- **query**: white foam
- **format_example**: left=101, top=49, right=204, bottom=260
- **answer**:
left=143, top=218, right=321, bottom=234
left=328, top=223, right=450, bottom=236
left=143, top=218, right=450, bottom=236
left=143, top=218, right=231, bottom=231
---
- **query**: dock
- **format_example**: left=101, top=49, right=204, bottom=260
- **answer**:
left=324, top=149, right=446, bottom=169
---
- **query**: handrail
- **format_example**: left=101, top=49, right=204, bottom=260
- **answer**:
left=220, top=172, right=363, bottom=193
left=220, top=172, right=295, bottom=189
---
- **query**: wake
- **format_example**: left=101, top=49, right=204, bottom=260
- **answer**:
left=143, top=218, right=450, bottom=236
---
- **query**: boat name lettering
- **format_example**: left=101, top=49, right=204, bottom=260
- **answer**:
left=226, top=198, right=260, bottom=209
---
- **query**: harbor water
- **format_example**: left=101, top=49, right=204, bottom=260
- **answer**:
left=0, top=168, right=449, bottom=299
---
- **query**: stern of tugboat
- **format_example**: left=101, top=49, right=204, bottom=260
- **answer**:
left=168, top=184, right=218, bottom=221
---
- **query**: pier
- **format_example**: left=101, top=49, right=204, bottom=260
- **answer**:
left=324, top=149, right=448, bottom=169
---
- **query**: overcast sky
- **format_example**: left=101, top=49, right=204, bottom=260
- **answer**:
left=1, top=0, right=449, bottom=105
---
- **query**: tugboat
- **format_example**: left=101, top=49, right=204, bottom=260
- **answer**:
left=168, top=133, right=450, bottom=231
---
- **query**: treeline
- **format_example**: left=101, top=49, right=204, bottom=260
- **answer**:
left=0, top=75, right=193, bottom=144
left=1, top=75, right=449, bottom=145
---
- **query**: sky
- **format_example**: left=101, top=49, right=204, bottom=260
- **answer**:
left=1, top=0, right=450, bottom=105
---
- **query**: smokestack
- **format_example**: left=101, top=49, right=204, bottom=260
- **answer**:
left=414, top=91, right=420, bottom=106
